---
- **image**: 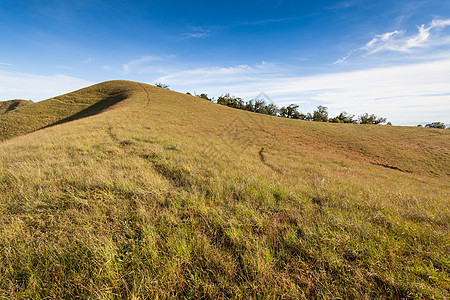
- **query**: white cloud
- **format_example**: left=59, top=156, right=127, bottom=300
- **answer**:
left=335, top=18, right=450, bottom=63
left=185, top=32, right=209, bottom=39
left=237, top=17, right=298, bottom=26
left=363, top=25, right=433, bottom=54
left=122, top=55, right=176, bottom=74
left=431, top=19, right=450, bottom=28
left=0, top=70, right=92, bottom=101
left=182, top=27, right=211, bottom=40
left=122, top=55, right=163, bottom=74
left=333, top=50, right=356, bottom=64
left=326, top=1, right=358, bottom=10
left=157, top=65, right=256, bottom=85
left=181, top=18, right=297, bottom=40
left=158, top=59, right=450, bottom=125
left=157, top=61, right=280, bottom=84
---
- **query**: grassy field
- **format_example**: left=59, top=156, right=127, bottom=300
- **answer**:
left=0, top=80, right=449, bottom=299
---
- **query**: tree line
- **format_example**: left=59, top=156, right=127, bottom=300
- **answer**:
left=417, top=122, right=449, bottom=129
left=191, top=92, right=387, bottom=125
left=156, top=83, right=449, bottom=128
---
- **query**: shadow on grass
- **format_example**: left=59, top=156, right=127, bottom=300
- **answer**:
left=4, top=101, right=22, bottom=114
left=2, top=100, right=33, bottom=114
left=43, top=92, right=128, bottom=129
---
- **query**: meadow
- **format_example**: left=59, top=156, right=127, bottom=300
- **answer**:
left=0, top=81, right=448, bottom=298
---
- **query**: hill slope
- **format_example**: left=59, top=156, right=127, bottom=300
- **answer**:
left=0, top=80, right=449, bottom=298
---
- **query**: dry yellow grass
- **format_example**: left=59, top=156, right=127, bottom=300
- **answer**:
left=0, top=80, right=449, bottom=298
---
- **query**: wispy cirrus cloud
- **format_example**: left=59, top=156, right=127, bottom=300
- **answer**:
left=333, top=50, right=357, bottom=65
left=363, top=24, right=437, bottom=54
left=182, top=27, right=211, bottom=39
left=326, top=0, right=358, bottom=10
left=122, top=55, right=175, bottom=74
left=431, top=19, right=450, bottom=28
left=157, top=65, right=255, bottom=84
left=236, top=17, right=297, bottom=26
left=334, top=18, right=450, bottom=64
left=181, top=17, right=297, bottom=40
left=156, top=62, right=281, bottom=88
left=122, top=56, right=163, bottom=73
left=184, top=32, right=210, bottom=39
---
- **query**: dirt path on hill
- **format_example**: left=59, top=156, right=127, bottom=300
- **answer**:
left=138, top=83, right=151, bottom=107
left=258, top=147, right=281, bottom=173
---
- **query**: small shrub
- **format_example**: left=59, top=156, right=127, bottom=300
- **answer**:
left=155, top=83, right=170, bottom=89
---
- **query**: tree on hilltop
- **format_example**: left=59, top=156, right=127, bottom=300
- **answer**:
left=329, top=111, right=356, bottom=123
left=155, top=82, right=170, bottom=89
left=279, top=104, right=301, bottom=119
left=425, top=122, right=446, bottom=129
left=217, top=94, right=245, bottom=109
left=198, top=93, right=211, bottom=101
left=358, top=113, right=386, bottom=124
left=313, top=105, right=328, bottom=122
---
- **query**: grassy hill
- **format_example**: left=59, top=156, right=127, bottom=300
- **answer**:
left=0, top=81, right=132, bottom=142
left=0, top=80, right=449, bottom=299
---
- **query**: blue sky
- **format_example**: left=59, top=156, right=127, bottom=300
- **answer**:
left=1, top=0, right=449, bottom=125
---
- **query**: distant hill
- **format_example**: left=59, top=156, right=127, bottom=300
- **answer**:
left=0, top=81, right=137, bottom=141
left=0, top=99, right=33, bottom=114
left=0, top=80, right=448, bottom=298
